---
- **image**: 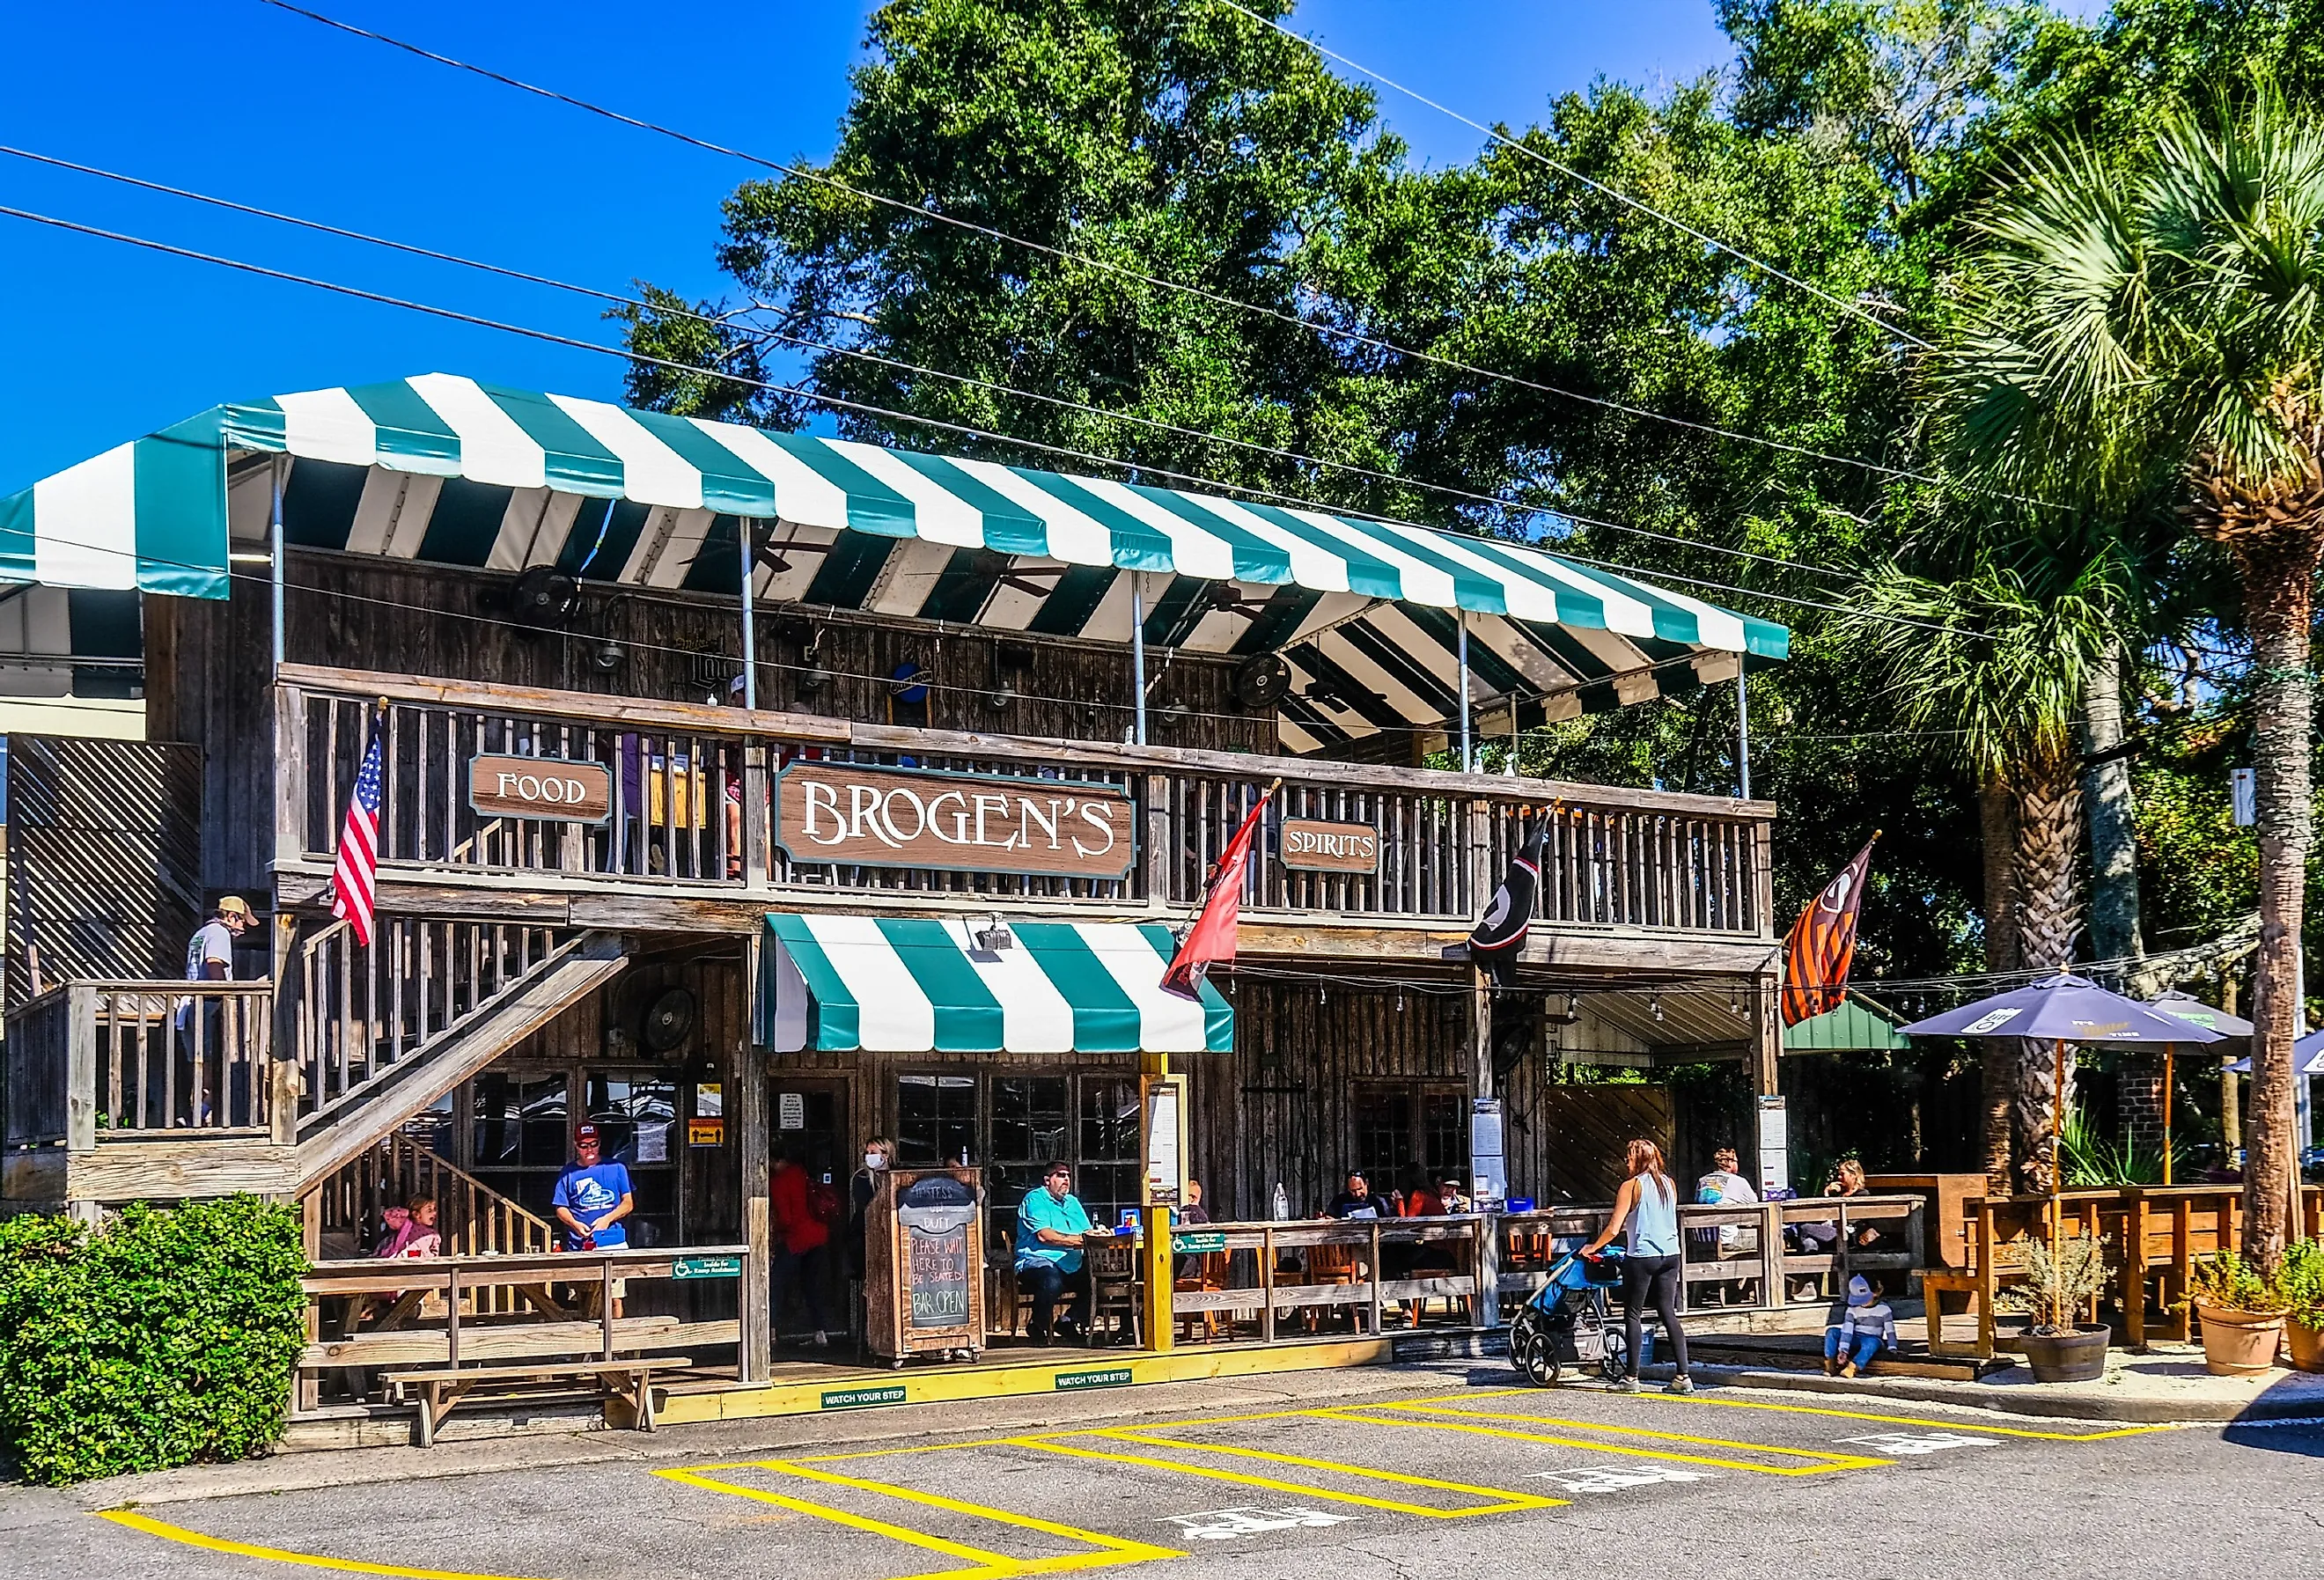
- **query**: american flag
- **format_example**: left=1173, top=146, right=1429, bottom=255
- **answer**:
left=331, top=726, right=385, bottom=945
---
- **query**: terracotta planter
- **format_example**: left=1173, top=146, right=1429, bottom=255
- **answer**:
left=2289, top=1319, right=2324, bottom=1374
left=2019, top=1325, right=2110, bottom=1383
left=2195, top=1303, right=2285, bottom=1377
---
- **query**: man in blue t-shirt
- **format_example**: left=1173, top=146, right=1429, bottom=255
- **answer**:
left=554, top=1123, right=636, bottom=1315
left=1015, top=1162, right=1101, bottom=1343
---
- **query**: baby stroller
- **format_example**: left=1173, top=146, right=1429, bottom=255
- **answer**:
left=1509, top=1248, right=1629, bottom=1387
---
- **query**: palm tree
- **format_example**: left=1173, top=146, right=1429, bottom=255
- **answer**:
left=1931, top=87, right=2324, bottom=1262
left=1846, top=559, right=2113, bottom=1194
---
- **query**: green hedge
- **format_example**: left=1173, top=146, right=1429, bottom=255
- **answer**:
left=0, top=1196, right=306, bottom=1485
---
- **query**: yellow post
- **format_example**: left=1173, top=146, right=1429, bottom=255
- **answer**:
left=1141, top=1051, right=1177, bottom=1353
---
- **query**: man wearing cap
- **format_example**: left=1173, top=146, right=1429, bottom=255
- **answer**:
left=175, top=897, right=254, bottom=1125
left=554, top=1124, right=636, bottom=1318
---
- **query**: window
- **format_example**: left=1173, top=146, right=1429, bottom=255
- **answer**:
left=1077, top=1077, right=1142, bottom=1226
left=989, top=1076, right=1070, bottom=1203
left=897, top=1074, right=977, bottom=1166
left=469, top=1072, right=570, bottom=1219
left=889, top=1072, right=1143, bottom=1223
left=587, top=1074, right=680, bottom=1248
left=1353, top=1081, right=1469, bottom=1200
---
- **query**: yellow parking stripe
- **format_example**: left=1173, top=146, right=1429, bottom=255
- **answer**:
left=658, top=1462, right=1181, bottom=1579
left=1629, top=1393, right=2179, bottom=1441
left=1355, top=1400, right=1879, bottom=1466
left=1317, top=1407, right=1887, bottom=1475
left=1012, top=1433, right=1560, bottom=1518
left=97, top=1510, right=558, bottom=1580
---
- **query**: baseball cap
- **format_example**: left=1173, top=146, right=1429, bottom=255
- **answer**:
left=1848, top=1275, right=1873, bottom=1302
left=576, top=1122, right=602, bottom=1144
left=217, top=895, right=254, bottom=919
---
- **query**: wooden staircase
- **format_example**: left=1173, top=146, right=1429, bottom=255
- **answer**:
left=289, top=920, right=629, bottom=1191
left=305, top=1130, right=558, bottom=1316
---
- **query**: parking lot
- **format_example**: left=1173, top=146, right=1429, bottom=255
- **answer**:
left=54, top=1372, right=2268, bottom=1580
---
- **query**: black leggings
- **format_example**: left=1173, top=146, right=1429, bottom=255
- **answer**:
left=1621, top=1253, right=1689, bottom=1378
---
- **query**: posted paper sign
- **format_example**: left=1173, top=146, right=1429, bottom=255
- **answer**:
left=1757, top=1096, right=1790, bottom=1194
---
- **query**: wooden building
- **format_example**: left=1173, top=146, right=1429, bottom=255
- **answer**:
left=1, top=374, right=1787, bottom=1369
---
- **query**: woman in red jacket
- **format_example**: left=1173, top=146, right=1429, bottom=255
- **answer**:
left=770, top=1152, right=835, bottom=1346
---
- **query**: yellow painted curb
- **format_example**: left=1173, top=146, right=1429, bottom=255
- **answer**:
left=644, top=1337, right=1393, bottom=1428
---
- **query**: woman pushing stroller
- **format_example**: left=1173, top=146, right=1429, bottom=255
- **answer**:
left=1578, top=1138, right=1695, bottom=1395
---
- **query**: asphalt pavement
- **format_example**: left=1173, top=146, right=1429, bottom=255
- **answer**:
left=7, top=1362, right=2318, bottom=1579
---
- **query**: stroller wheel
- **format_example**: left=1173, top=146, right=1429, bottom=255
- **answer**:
left=1599, top=1332, right=1629, bottom=1383
left=1517, top=1330, right=1562, bottom=1388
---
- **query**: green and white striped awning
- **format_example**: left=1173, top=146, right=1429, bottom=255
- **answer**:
left=759, top=914, right=1232, bottom=1055
left=0, top=372, right=1789, bottom=750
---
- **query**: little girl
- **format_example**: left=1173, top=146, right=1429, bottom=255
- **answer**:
left=1824, top=1275, right=1895, bottom=1378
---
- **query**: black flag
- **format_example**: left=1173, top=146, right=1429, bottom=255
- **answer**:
left=1467, top=819, right=1548, bottom=986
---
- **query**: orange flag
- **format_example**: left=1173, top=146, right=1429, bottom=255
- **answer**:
left=1781, top=838, right=1877, bottom=1025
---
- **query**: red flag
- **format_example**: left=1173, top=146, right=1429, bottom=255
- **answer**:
left=1781, top=837, right=1877, bottom=1025
left=1161, top=784, right=1276, bottom=1001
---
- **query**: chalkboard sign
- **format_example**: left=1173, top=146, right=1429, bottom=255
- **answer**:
left=864, top=1166, right=987, bottom=1362
left=898, top=1174, right=976, bottom=1330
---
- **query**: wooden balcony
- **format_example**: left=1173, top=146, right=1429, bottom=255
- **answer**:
left=270, top=664, right=1776, bottom=966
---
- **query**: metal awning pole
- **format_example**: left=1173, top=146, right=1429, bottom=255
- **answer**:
left=1130, top=575, right=1148, bottom=746
left=1457, top=613, right=1473, bottom=773
left=739, top=518, right=757, bottom=710
left=269, top=457, right=286, bottom=674
left=1736, top=669, right=1751, bottom=800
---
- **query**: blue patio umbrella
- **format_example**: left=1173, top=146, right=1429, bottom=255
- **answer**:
left=2146, top=990, right=2252, bottom=1184
left=2225, top=1026, right=2324, bottom=1078
left=1900, top=975, right=2225, bottom=1242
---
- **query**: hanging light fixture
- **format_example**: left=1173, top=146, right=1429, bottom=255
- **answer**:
left=1649, top=993, right=1664, bottom=1022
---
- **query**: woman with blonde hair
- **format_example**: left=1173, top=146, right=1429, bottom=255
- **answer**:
left=1578, top=1138, right=1694, bottom=1393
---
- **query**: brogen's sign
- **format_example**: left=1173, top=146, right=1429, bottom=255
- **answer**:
left=776, top=761, right=1136, bottom=880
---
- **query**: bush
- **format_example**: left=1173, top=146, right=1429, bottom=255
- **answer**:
left=0, top=1196, right=306, bottom=1485
left=1996, top=1232, right=2109, bottom=1334
left=2282, top=1240, right=2324, bottom=1329
left=2185, top=1248, right=2289, bottom=1317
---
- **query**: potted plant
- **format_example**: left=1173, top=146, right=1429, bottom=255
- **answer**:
left=2281, top=1241, right=2324, bottom=1374
left=2186, top=1250, right=2288, bottom=1377
left=1996, top=1233, right=2111, bottom=1382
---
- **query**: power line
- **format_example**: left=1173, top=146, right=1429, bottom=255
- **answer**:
left=0, top=143, right=1854, bottom=589
left=3, top=200, right=1916, bottom=645
left=1205, top=0, right=1936, bottom=353
left=250, top=0, right=1982, bottom=496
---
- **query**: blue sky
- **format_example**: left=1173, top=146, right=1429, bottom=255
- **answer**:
left=0, top=2, right=1885, bottom=490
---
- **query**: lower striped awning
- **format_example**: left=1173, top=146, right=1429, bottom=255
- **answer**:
left=758, top=914, right=1232, bottom=1055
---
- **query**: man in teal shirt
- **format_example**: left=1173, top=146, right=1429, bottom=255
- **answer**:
left=1016, top=1162, right=1100, bottom=1342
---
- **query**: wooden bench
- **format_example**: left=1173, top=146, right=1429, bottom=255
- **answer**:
left=388, top=1357, right=690, bottom=1447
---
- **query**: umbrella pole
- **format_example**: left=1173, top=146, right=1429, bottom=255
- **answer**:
left=2051, top=1037, right=2065, bottom=1290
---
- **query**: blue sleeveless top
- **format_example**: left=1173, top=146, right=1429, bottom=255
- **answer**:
left=1625, top=1172, right=1680, bottom=1256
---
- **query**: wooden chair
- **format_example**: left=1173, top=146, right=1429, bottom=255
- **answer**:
left=1298, top=1240, right=1363, bottom=1334
left=1174, top=1251, right=1228, bottom=1343
left=985, top=1220, right=1022, bottom=1340
left=1086, top=1240, right=1141, bottom=1347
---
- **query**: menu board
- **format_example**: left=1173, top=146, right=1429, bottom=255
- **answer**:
left=898, top=1174, right=976, bottom=1330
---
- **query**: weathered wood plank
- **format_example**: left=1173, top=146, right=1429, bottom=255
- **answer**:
left=71, top=1135, right=300, bottom=1201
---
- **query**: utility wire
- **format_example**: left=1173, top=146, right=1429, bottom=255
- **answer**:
left=0, top=143, right=1855, bottom=589
left=3, top=201, right=1953, bottom=643
left=1205, top=0, right=1935, bottom=352
left=250, top=0, right=1981, bottom=496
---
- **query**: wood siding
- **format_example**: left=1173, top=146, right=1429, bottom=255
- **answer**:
left=4, top=736, right=203, bottom=1010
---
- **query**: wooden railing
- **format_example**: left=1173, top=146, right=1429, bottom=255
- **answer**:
left=277, top=665, right=1773, bottom=935
left=4, top=979, right=275, bottom=1139
left=295, top=918, right=563, bottom=1128
left=306, top=1129, right=557, bottom=1268
left=1162, top=1215, right=1497, bottom=1340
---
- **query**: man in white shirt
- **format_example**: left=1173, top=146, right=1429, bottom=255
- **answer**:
left=175, top=896, right=254, bottom=1124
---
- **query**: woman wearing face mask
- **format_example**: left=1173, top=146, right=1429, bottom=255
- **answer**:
left=846, top=1135, right=894, bottom=1353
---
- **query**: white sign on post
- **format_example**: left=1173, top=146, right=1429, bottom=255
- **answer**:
left=1470, top=1098, right=1507, bottom=1203
left=1757, top=1096, right=1790, bottom=1194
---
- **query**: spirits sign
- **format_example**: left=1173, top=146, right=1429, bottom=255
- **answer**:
left=1278, top=819, right=1379, bottom=874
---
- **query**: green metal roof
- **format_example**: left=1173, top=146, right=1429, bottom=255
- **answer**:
left=1783, top=996, right=1911, bottom=1053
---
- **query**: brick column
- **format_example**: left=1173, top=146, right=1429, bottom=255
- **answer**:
left=2118, top=1055, right=2168, bottom=1159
